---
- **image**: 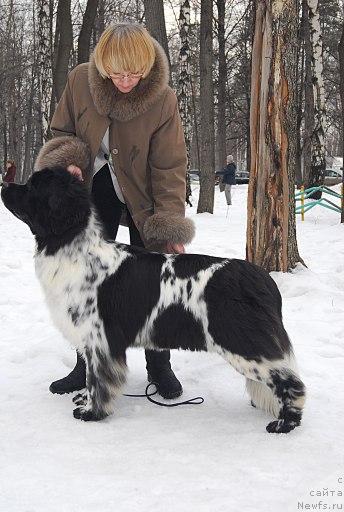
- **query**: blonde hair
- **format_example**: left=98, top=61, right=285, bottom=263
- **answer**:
left=94, top=23, right=156, bottom=79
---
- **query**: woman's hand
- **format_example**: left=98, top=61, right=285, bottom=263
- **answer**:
left=67, top=165, right=83, bottom=181
left=166, top=242, right=185, bottom=254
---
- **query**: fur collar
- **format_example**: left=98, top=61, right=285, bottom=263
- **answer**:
left=88, top=39, right=170, bottom=122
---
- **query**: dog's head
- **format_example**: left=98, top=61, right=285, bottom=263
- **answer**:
left=1, top=167, right=91, bottom=240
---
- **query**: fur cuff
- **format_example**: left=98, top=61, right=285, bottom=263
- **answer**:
left=143, top=213, right=195, bottom=245
left=35, top=136, right=90, bottom=172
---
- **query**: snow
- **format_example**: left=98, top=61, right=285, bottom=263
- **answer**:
left=1, top=183, right=343, bottom=512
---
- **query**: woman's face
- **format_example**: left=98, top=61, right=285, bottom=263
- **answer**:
left=109, top=71, right=143, bottom=94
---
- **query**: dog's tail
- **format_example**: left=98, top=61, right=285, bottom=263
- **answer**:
left=246, top=379, right=281, bottom=418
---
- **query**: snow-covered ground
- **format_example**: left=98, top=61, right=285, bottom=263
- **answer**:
left=1, top=183, right=343, bottom=512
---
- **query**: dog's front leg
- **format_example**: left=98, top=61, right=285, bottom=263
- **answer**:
left=73, top=347, right=127, bottom=421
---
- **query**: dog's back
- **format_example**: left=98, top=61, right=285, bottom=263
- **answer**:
left=98, top=251, right=288, bottom=358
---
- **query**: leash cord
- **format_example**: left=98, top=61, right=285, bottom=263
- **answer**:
left=123, top=382, right=204, bottom=407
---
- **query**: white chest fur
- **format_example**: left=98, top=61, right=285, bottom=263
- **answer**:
left=34, top=214, right=129, bottom=348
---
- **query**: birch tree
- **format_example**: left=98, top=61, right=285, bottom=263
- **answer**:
left=339, top=9, right=344, bottom=224
left=247, top=0, right=303, bottom=272
left=178, top=0, right=192, bottom=205
left=302, top=0, right=314, bottom=187
left=37, top=0, right=53, bottom=142
left=305, top=0, right=326, bottom=196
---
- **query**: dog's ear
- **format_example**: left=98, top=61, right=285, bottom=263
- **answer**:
left=48, top=177, right=91, bottom=236
left=48, top=194, right=62, bottom=212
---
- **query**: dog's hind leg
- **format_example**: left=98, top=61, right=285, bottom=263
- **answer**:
left=222, top=352, right=306, bottom=433
left=264, top=364, right=306, bottom=433
left=73, top=346, right=127, bottom=421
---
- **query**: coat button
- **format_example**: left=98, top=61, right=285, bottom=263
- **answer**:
left=112, top=148, right=119, bottom=155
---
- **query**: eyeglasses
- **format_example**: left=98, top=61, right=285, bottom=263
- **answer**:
left=108, top=72, right=143, bottom=82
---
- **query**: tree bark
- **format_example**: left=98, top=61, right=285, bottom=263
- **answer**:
left=178, top=0, right=192, bottom=205
left=247, top=0, right=304, bottom=272
left=22, top=65, right=36, bottom=183
left=144, top=0, right=171, bottom=70
left=37, top=0, right=53, bottom=141
left=216, top=0, right=227, bottom=170
left=52, top=0, right=73, bottom=107
left=197, top=0, right=215, bottom=214
left=78, top=0, right=99, bottom=65
left=302, top=0, right=314, bottom=187
left=93, top=0, right=105, bottom=44
left=244, top=1, right=254, bottom=174
left=295, top=0, right=305, bottom=187
left=305, top=0, right=326, bottom=197
left=339, top=13, right=344, bottom=223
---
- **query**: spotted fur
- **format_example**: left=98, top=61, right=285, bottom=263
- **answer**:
left=1, top=167, right=306, bottom=433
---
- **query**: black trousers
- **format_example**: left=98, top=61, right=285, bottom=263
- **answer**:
left=92, top=165, right=171, bottom=372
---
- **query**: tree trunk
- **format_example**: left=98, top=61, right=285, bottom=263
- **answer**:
left=93, top=0, right=105, bottom=44
left=144, top=0, right=171, bottom=70
left=305, top=0, right=326, bottom=197
left=295, top=0, right=305, bottom=187
left=247, top=0, right=304, bottom=272
left=244, top=1, right=254, bottom=174
left=37, top=0, right=53, bottom=141
left=216, top=0, right=226, bottom=170
left=23, top=62, right=36, bottom=183
left=178, top=0, right=192, bottom=205
left=339, top=14, right=344, bottom=224
left=78, top=0, right=99, bottom=65
left=52, top=0, right=73, bottom=108
left=190, top=77, right=201, bottom=172
left=302, top=0, right=314, bottom=187
left=197, top=0, right=215, bottom=214
left=6, top=0, right=17, bottom=164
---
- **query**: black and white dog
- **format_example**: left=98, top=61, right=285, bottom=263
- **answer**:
left=1, top=167, right=306, bottom=433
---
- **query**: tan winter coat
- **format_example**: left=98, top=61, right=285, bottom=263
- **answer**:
left=35, top=40, right=194, bottom=250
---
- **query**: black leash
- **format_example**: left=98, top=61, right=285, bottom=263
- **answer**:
left=123, top=382, right=204, bottom=407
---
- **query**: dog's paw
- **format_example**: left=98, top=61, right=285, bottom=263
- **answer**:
left=266, top=419, right=300, bottom=434
left=72, top=392, right=87, bottom=406
left=73, top=406, right=105, bottom=422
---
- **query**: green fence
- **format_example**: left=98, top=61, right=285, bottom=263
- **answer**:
left=295, top=185, right=343, bottom=220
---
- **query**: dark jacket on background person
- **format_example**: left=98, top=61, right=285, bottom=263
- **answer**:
left=3, top=164, right=16, bottom=183
left=34, top=39, right=194, bottom=252
left=216, top=163, right=236, bottom=185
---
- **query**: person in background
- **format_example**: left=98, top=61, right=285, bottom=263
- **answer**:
left=3, top=160, right=16, bottom=184
left=216, top=155, right=236, bottom=206
left=35, top=22, right=195, bottom=400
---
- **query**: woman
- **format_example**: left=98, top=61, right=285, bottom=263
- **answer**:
left=217, top=155, right=236, bottom=206
left=35, top=23, right=194, bottom=399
